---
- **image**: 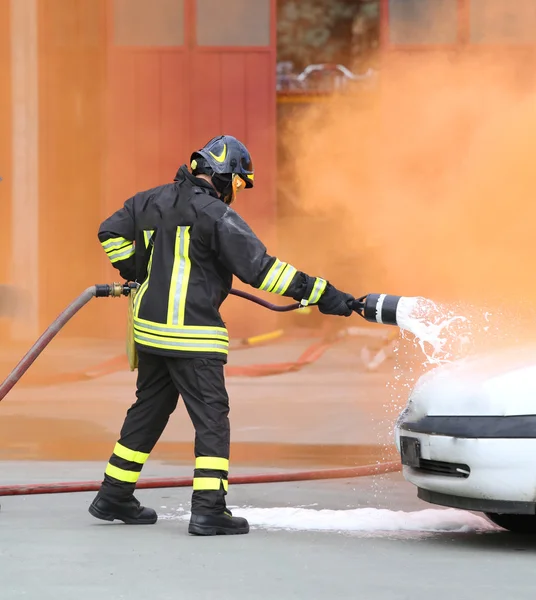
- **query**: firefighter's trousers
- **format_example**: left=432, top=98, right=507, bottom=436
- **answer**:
left=98, top=350, right=230, bottom=515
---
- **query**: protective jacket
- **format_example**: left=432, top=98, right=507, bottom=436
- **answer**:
left=98, top=166, right=327, bottom=361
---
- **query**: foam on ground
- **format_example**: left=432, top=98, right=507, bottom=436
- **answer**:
left=159, top=506, right=498, bottom=533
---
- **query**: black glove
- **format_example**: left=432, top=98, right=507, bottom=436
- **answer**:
left=317, top=283, right=355, bottom=317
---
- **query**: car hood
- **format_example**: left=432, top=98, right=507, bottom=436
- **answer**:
left=401, top=345, right=536, bottom=419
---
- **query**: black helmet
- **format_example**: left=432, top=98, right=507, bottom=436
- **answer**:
left=192, top=135, right=254, bottom=186
left=190, top=135, right=254, bottom=205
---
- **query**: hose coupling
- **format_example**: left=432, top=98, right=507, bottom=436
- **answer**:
left=94, top=283, right=135, bottom=298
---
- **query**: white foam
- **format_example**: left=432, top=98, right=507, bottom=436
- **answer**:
left=159, top=505, right=497, bottom=534
left=396, top=296, right=469, bottom=365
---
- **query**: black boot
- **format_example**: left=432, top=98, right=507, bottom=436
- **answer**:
left=88, top=493, right=158, bottom=525
left=188, top=510, right=249, bottom=536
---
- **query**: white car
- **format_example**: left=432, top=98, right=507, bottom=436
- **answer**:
left=395, top=346, right=536, bottom=533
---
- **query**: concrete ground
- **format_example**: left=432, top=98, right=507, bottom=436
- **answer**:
left=2, top=336, right=534, bottom=599
left=1, top=462, right=536, bottom=600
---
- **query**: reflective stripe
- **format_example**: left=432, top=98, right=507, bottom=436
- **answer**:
left=134, top=329, right=229, bottom=348
left=134, top=320, right=228, bottom=339
left=132, top=225, right=224, bottom=349
left=107, top=244, right=135, bottom=264
left=134, top=278, right=149, bottom=315
left=193, top=477, right=229, bottom=491
left=133, top=246, right=154, bottom=317
left=135, top=318, right=227, bottom=334
left=259, top=260, right=286, bottom=292
left=168, top=226, right=191, bottom=325
left=105, top=463, right=140, bottom=483
left=134, top=331, right=228, bottom=354
left=104, top=240, right=131, bottom=253
left=113, top=442, right=149, bottom=465
left=102, top=237, right=130, bottom=251
left=271, top=265, right=297, bottom=295
left=259, top=259, right=299, bottom=295
left=195, top=457, right=229, bottom=471
left=143, top=230, right=154, bottom=248
left=307, top=278, right=327, bottom=305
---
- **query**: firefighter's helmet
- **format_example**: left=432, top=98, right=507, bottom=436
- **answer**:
left=190, top=135, right=254, bottom=205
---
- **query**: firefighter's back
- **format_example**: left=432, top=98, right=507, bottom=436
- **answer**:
left=132, top=169, right=232, bottom=361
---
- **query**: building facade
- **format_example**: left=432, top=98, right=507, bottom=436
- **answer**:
left=1, top=0, right=277, bottom=340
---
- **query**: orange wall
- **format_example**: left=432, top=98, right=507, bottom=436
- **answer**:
left=0, top=0, right=12, bottom=339
left=0, top=0, right=11, bottom=278
left=102, top=0, right=278, bottom=340
left=38, top=0, right=108, bottom=337
left=30, top=0, right=276, bottom=341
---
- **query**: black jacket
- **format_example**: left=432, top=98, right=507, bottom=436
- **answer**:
left=98, top=165, right=327, bottom=360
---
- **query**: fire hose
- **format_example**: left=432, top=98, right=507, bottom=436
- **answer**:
left=0, top=284, right=403, bottom=496
left=0, top=462, right=401, bottom=497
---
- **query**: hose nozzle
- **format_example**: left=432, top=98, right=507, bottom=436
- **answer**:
left=353, top=294, right=402, bottom=326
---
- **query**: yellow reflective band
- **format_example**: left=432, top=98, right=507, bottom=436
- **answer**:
left=102, top=236, right=130, bottom=250
left=168, top=226, right=192, bottom=326
left=308, top=278, right=327, bottom=305
left=259, top=260, right=283, bottom=292
left=134, top=330, right=228, bottom=354
left=103, top=242, right=131, bottom=254
left=259, top=260, right=285, bottom=292
left=246, top=174, right=254, bottom=181
left=134, top=328, right=229, bottom=347
left=271, top=264, right=297, bottom=295
left=107, top=244, right=135, bottom=264
left=105, top=463, right=141, bottom=483
left=133, top=278, right=149, bottom=315
left=195, top=457, right=229, bottom=471
left=134, top=321, right=228, bottom=339
left=179, top=227, right=191, bottom=328
left=101, top=236, right=135, bottom=264
left=133, top=246, right=154, bottom=318
left=193, top=477, right=229, bottom=491
left=143, top=230, right=154, bottom=248
left=267, top=262, right=289, bottom=293
left=113, top=442, right=150, bottom=465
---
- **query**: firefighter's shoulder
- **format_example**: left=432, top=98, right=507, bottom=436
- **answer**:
left=191, top=189, right=227, bottom=221
left=130, top=183, right=173, bottom=209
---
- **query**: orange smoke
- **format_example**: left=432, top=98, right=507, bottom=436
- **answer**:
left=281, top=50, right=536, bottom=317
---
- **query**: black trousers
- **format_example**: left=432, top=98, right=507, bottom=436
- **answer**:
left=98, top=350, right=230, bottom=515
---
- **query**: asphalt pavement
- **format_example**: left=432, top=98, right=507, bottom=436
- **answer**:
left=1, top=337, right=534, bottom=599
left=1, top=462, right=535, bottom=600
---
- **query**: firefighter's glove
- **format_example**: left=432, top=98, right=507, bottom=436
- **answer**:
left=317, top=284, right=354, bottom=317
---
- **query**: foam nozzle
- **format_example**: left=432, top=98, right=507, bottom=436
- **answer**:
left=353, top=294, right=403, bottom=326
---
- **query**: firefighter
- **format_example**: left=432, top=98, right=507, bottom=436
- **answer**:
left=89, top=135, right=355, bottom=535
